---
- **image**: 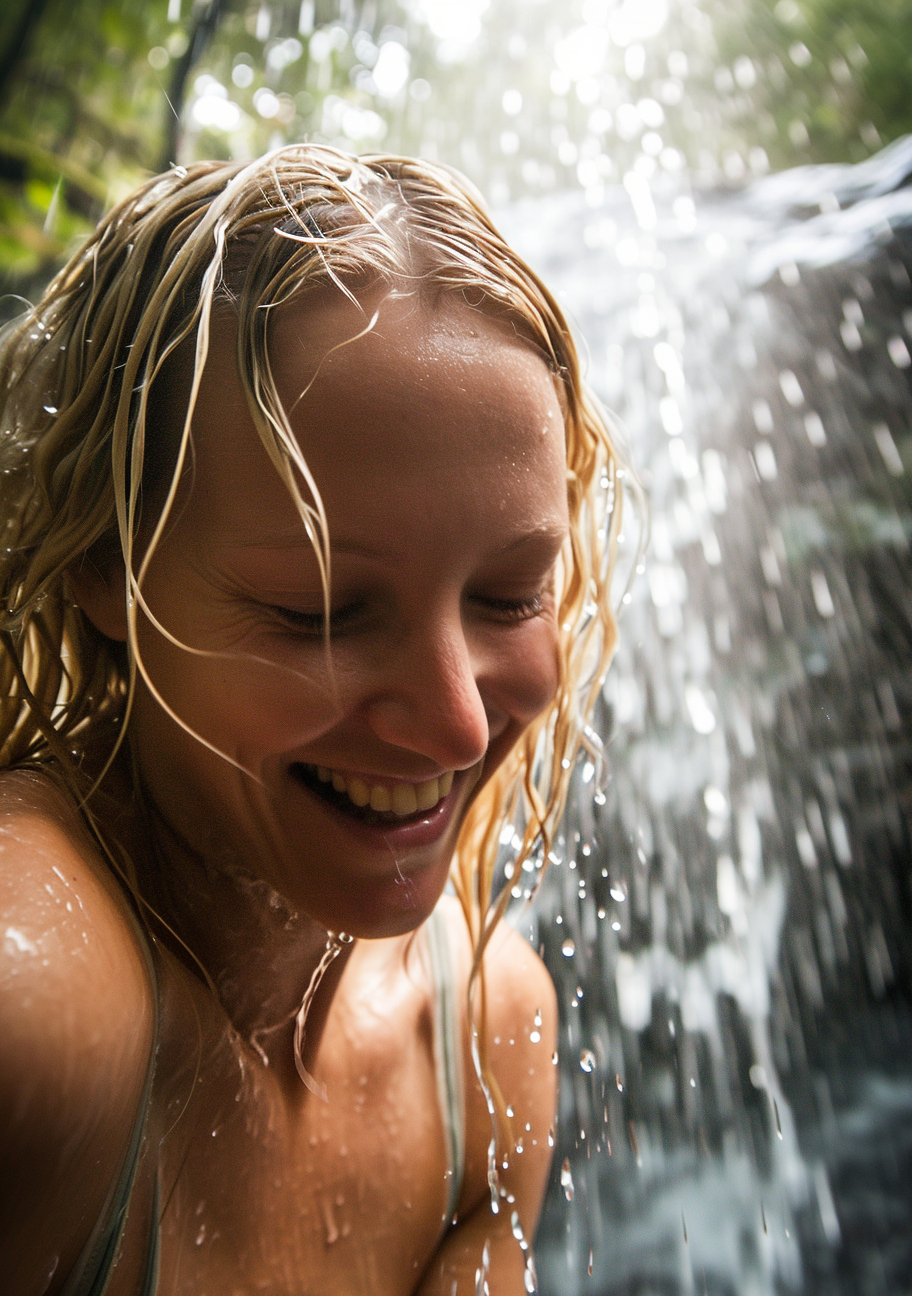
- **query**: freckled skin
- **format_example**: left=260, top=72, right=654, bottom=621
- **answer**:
left=1, top=292, right=561, bottom=1295
left=117, top=292, right=569, bottom=940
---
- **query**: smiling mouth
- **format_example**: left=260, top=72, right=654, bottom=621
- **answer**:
left=292, top=763, right=455, bottom=826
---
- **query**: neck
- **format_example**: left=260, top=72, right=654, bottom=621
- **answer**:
left=121, top=782, right=354, bottom=1087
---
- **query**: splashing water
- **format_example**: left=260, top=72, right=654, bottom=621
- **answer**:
left=501, top=138, right=912, bottom=1294
left=292, top=931, right=353, bottom=1100
left=560, top=1158, right=575, bottom=1203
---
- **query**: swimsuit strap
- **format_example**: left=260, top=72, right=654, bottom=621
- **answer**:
left=426, top=905, right=466, bottom=1229
left=60, top=918, right=160, bottom=1296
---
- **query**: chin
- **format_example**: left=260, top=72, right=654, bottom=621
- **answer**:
left=304, top=855, right=454, bottom=941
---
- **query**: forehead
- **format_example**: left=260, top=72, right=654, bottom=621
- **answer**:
left=181, top=291, right=568, bottom=543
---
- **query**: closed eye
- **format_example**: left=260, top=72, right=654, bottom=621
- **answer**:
left=269, top=592, right=547, bottom=632
left=267, top=602, right=364, bottom=634
left=472, top=591, right=546, bottom=623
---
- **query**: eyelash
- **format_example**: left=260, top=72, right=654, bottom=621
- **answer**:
left=267, top=591, right=546, bottom=634
left=267, top=604, right=353, bottom=633
left=477, top=592, right=545, bottom=623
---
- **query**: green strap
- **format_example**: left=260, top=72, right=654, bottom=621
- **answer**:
left=426, top=905, right=466, bottom=1229
left=59, top=923, right=160, bottom=1296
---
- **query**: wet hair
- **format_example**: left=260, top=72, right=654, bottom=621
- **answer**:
left=0, top=145, right=625, bottom=1122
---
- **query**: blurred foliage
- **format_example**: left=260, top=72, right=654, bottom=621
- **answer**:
left=709, top=0, right=912, bottom=170
left=2, top=0, right=912, bottom=301
left=0, top=0, right=174, bottom=290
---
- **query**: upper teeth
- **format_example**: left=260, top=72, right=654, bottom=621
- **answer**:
left=313, top=766, right=454, bottom=816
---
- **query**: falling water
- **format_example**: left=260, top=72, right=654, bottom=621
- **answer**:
left=499, top=137, right=912, bottom=1294
left=5, top=2, right=911, bottom=1288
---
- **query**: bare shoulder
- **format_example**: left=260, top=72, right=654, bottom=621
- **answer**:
left=0, top=768, right=155, bottom=1293
left=435, top=896, right=554, bottom=1005
left=483, top=916, right=557, bottom=1033
left=437, top=895, right=557, bottom=1237
left=431, top=893, right=556, bottom=1045
left=0, top=768, right=154, bottom=1037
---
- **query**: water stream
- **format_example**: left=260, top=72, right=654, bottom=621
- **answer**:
left=499, top=136, right=912, bottom=1295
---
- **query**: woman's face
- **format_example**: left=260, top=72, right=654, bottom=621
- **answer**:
left=122, top=290, right=569, bottom=937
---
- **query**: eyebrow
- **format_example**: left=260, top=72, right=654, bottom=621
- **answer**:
left=224, top=522, right=569, bottom=560
left=495, top=523, right=569, bottom=554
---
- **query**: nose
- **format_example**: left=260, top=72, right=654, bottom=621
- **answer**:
left=362, top=610, right=492, bottom=771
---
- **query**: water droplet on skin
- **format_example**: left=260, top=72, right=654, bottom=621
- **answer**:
left=39, top=1256, right=59, bottom=1285
left=511, top=1210, right=528, bottom=1247
left=323, top=1198, right=339, bottom=1244
left=487, top=1137, right=500, bottom=1213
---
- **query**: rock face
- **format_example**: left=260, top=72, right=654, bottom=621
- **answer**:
left=498, top=138, right=912, bottom=1295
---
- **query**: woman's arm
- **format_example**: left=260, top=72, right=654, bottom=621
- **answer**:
left=415, top=921, right=558, bottom=1295
left=0, top=778, right=154, bottom=1294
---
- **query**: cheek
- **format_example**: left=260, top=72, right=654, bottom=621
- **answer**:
left=490, top=620, right=562, bottom=726
left=132, top=624, right=339, bottom=760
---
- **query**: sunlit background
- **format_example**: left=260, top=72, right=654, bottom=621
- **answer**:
left=3, top=2, right=912, bottom=1293
left=2, top=0, right=910, bottom=280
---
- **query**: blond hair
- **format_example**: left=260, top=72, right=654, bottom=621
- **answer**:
left=0, top=145, right=623, bottom=1129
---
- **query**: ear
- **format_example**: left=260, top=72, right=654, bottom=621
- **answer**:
left=67, top=554, right=129, bottom=643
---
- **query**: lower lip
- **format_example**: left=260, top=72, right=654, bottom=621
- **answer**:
left=290, top=768, right=464, bottom=853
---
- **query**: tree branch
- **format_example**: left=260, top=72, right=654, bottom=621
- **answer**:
left=0, top=0, right=53, bottom=113
left=161, top=0, right=232, bottom=171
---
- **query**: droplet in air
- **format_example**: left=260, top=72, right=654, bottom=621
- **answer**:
left=560, top=1158, right=574, bottom=1201
left=487, top=1137, right=500, bottom=1214
left=888, top=335, right=911, bottom=368
left=561, top=938, right=575, bottom=957
left=580, top=1049, right=596, bottom=1073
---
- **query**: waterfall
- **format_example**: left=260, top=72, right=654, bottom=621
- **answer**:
left=498, top=136, right=912, bottom=1295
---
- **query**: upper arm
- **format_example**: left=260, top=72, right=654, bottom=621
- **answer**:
left=418, top=912, right=557, bottom=1294
left=0, top=780, right=154, bottom=1294
left=480, top=921, right=558, bottom=1233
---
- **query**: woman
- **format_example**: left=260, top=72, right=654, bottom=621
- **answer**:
left=0, top=147, right=621, bottom=1294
